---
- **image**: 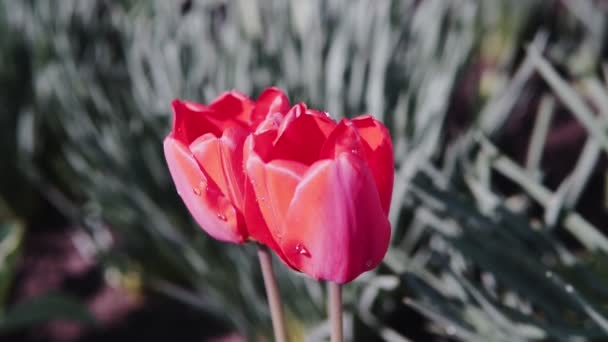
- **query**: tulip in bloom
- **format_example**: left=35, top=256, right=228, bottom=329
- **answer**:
left=244, top=97, right=393, bottom=284
left=163, top=88, right=289, bottom=244
left=163, top=87, right=393, bottom=284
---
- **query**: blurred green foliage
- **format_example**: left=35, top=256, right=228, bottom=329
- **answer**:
left=1, top=0, right=608, bottom=340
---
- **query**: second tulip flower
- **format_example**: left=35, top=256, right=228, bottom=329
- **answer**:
left=244, top=95, right=393, bottom=284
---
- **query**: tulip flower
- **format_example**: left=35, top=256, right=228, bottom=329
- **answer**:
left=163, top=87, right=290, bottom=244
left=244, top=102, right=394, bottom=284
left=164, top=88, right=292, bottom=342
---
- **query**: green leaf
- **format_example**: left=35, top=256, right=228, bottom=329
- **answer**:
left=0, top=219, right=23, bottom=311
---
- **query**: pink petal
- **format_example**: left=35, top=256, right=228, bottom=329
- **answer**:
left=243, top=137, right=296, bottom=266
left=251, top=87, right=291, bottom=127
left=246, top=150, right=307, bottom=241
left=351, top=115, right=394, bottom=214
left=173, top=98, right=249, bottom=144
left=189, top=127, right=248, bottom=212
left=305, top=108, right=333, bottom=121
left=280, top=153, right=391, bottom=283
left=172, top=100, right=220, bottom=144
left=271, top=104, right=336, bottom=165
left=319, top=119, right=362, bottom=159
left=164, top=137, right=246, bottom=243
left=250, top=112, right=284, bottom=162
left=208, top=91, right=254, bottom=125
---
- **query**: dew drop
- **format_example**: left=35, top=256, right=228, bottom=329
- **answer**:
left=545, top=271, right=553, bottom=278
left=193, top=187, right=202, bottom=196
left=365, top=260, right=373, bottom=268
left=177, top=190, right=182, bottom=197
left=295, top=243, right=310, bottom=257
left=217, top=213, right=227, bottom=221
left=565, top=284, right=574, bottom=293
left=351, top=149, right=358, bottom=154
left=201, top=181, right=216, bottom=195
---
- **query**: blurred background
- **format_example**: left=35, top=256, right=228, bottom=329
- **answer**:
left=1, top=0, right=608, bottom=341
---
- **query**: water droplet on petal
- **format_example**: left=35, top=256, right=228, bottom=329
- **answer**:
left=351, top=149, right=359, bottom=154
left=295, top=243, right=310, bottom=257
left=205, top=183, right=222, bottom=196
left=217, top=213, right=227, bottom=221
left=193, top=187, right=201, bottom=196
left=177, top=190, right=182, bottom=197
left=365, top=260, right=373, bottom=268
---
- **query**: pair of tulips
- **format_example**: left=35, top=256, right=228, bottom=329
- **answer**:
left=163, top=87, right=393, bottom=339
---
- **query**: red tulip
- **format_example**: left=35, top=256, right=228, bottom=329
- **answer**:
left=244, top=102, right=394, bottom=283
left=163, top=88, right=290, bottom=244
left=164, top=87, right=393, bottom=283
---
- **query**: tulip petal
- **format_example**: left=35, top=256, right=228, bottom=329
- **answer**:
left=164, top=137, right=246, bottom=243
left=251, top=87, right=291, bottom=126
left=172, top=100, right=221, bottom=144
left=189, top=127, right=248, bottom=212
left=271, top=104, right=336, bottom=165
left=305, top=108, right=333, bottom=121
left=319, top=119, right=363, bottom=159
left=352, top=115, right=394, bottom=214
left=249, top=112, right=285, bottom=162
left=243, top=136, right=297, bottom=266
left=280, top=153, right=391, bottom=283
left=208, top=91, right=254, bottom=124
left=246, top=150, right=307, bottom=240
left=173, top=98, right=250, bottom=144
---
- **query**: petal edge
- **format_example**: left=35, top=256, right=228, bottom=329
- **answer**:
left=164, top=137, right=246, bottom=244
